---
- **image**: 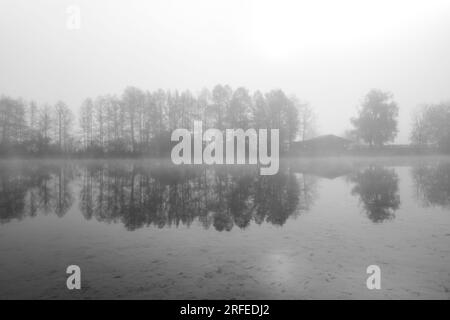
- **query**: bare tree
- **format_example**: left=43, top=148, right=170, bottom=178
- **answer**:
left=38, top=104, right=53, bottom=142
left=295, top=99, right=316, bottom=141
left=54, top=101, right=74, bottom=151
left=122, top=87, right=145, bottom=152
left=211, top=84, right=232, bottom=130
left=79, top=98, right=94, bottom=149
left=0, top=96, right=26, bottom=146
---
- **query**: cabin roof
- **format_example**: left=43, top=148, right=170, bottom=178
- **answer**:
left=293, top=134, right=352, bottom=145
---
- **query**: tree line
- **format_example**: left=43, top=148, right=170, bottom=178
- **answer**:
left=0, top=85, right=315, bottom=156
left=347, top=89, right=449, bottom=152
left=1, top=86, right=449, bottom=156
left=0, top=96, right=74, bottom=155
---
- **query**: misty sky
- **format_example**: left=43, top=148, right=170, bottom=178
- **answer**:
left=1, top=0, right=449, bottom=143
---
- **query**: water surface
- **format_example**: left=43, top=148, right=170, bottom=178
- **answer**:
left=0, top=157, right=449, bottom=299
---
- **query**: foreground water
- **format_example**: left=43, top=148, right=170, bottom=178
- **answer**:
left=0, top=157, right=449, bottom=299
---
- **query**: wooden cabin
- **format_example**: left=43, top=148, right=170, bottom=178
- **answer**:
left=290, top=135, right=352, bottom=155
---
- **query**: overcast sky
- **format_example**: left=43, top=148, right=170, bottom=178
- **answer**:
left=1, top=0, right=449, bottom=143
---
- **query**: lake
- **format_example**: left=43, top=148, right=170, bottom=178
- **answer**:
left=0, top=157, right=449, bottom=299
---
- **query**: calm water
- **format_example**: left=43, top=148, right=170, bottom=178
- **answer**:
left=0, top=158, right=449, bottom=299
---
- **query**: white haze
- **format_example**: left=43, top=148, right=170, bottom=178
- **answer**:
left=0, top=0, right=449, bottom=143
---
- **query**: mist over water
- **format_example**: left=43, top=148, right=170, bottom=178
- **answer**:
left=1, top=0, right=450, bottom=303
left=1, top=157, right=449, bottom=299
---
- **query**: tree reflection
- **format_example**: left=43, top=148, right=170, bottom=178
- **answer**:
left=0, top=161, right=318, bottom=230
left=350, top=166, right=400, bottom=223
left=412, top=162, right=450, bottom=209
left=78, top=163, right=317, bottom=231
left=0, top=162, right=74, bottom=223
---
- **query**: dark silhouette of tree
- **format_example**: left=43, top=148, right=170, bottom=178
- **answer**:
left=28, top=101, right=39, bottom=135
left=412, top=161, right=450, bottom=209
left=197, top=88, right=212, bottom=128
left=210, top=84, right=232, bottom=130
left=54, top=101, right=74, bottom=152
left=264, top=90, right=299, bottom=152
left=53, top=164, right=74, bottom=217
left=293, top=98, right=316, bottom=141
left=252, top=91, right=267, bottom=129
left=350, top=166, right=400, bottom=223
left=0, top=162, right=74, bottom=223
left=1, top=84, right=313, bottom=156
left=0, top=96, right=27, bottom=147
left=351, top=89, right=398, bottom=147
left=0, top=96, right=78, bottom=155
left=410, top=102, right=450, bottom=152
left=228, top=87, right=252, bottom=129
left=0, top=166, right=29, bottom=222
left=122, top=87, right=146, bottom=153
left=76, top=162, right=311, bottom=231
left=38, top=104, right=53, bottom=143
left=0, top=161, right=319, bottom=230
left=79, top=98, right=95, bottom=150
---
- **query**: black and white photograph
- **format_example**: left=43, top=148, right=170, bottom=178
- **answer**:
left=0, top=0, right=449, bottom=308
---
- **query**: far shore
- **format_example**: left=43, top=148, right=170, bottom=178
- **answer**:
left=0, top=152, right=449, bottom=162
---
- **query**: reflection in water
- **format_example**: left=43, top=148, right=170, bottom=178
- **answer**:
left=79, top=164, right=317, bottom=231
left=350, top=166, right=400, bottom=223
left=0, top=163, right=74, bottom=223
left=7, top=160, right=444, bottom=228
left=412, top=162, right=450, bottom=209
left=291, top=160, right=354, bottom=180
left=0, top=161, right=318, bottom=231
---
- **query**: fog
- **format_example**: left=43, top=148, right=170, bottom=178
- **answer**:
left=1, top=0, right=449, bottom=143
